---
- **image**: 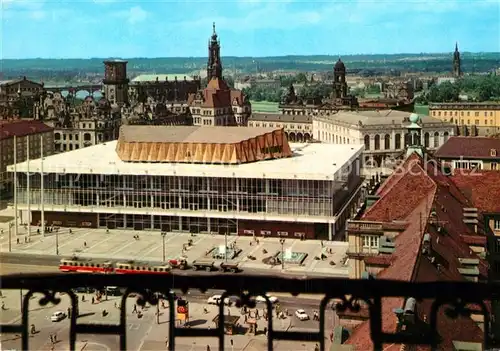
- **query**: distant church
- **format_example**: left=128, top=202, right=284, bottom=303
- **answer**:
left=453, top=42, right=462, bottom=77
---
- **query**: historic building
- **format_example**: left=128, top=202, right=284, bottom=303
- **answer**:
left=0, top=120, right=54, bottom=193
left=279, top=59, right=359, bottom=115
left=9, top=125, right=365, bottom=241
left=0, top=77, right=45, bottom=119
left=247, top=112, right=312, bottom=142
left=187, top=24, right=251, bottom=127
left=313, top=110, right=455, bottom=172
left=434, top=136, right=500, bottom=171
left=429, top=102, right=500, bottom=137
left=342, top=150, right=491, bottom=350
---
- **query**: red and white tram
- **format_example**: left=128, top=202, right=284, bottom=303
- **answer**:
left=59, top=257, right=113, bottom=274
left=115, top=261, right=171, bottom=275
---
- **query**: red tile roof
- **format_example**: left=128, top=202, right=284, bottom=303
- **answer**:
left=435, top=136, right=500, bottom=160
left=451, top=170, right=500, bottom=213
left=345, top=153, right=487, bottom=350
left=0, top=120, right=53, bottom=141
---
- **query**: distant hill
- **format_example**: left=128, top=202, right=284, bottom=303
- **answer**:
left=1, top=53, right=499, bottom=80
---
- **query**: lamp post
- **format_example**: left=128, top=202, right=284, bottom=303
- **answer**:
left=8, top=221, right=14, bottom=252
left=279, top=238, right=285, bottom=270
left=225, top=231, right=228, bottom=262
left=56, top=228, right=59, bottom=255
left=161, top=232, right=166, bottom=263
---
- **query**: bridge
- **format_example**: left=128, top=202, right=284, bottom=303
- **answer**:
left=44, top=84, right=103, bottom=95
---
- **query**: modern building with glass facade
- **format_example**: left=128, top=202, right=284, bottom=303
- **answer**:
left=9, top=126, right=365, bottom=240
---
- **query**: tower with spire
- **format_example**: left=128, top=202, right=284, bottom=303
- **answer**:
left=207, top=22, right=222, bottom=80
left=453, top=42, right=462, bottom=77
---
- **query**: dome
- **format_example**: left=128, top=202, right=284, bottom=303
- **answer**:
left=334, top=58, right=346, bottom=71
left=409, top=113, right=420, bottom=123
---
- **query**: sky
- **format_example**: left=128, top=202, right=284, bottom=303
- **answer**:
left=1, top=0, right=499, bottom=59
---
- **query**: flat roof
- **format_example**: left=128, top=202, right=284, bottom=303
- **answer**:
left=9, top=141, right=364, bottom=181
left=120, top=125, right=280, bottom=144
left=317, top=110, right=445, bottom=126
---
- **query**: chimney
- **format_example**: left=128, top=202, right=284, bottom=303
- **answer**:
left=463, top=208, right=478, bottom=233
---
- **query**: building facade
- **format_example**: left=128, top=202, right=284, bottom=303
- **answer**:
left=0, top=77, right=45, bottom=119
left=429, top=102, right=500, bottom=137
left=247, top=112, right=312, bottom=142
left=188, top=24, right=251, bottom=127
left=0, top=120, right=54, bottom=193
left=9, top=126, right=365, bottom=241
left=434, top=136, right=500, bottom=172
left=313, top=110, right=455, bottom=170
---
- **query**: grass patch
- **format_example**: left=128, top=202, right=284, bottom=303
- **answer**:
left=250, top=100, right=279, bottom=113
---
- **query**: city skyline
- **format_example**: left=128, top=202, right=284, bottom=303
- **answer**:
left=1, top=0, right=499, bottom=59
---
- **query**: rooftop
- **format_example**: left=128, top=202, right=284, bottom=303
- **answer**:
left=435, top=136, right=500, bottom=160
left=119, top=125, right=279, bottom=144
left=346, top=153, right=488, bottom=350
left=9, top=140, right=364, bottom=180
left=321, top=109, right=447, bottom=126
left=131, top=74, right=196, bottom=82
left=451, top=170, right=500, bottom=214
left=249, top=112, right=312, bottom=124
left=0, top=120, right=53, bottom=141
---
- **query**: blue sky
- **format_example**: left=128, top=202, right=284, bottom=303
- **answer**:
left=1, top=0, right=499, bottom=59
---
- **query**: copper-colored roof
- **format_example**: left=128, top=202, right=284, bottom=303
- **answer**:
left=346, top=153, right=487, bottom=350
left=116, top=125, right=292, bottom=164
left=0, top=120, right=53, bottom=141
left=451, top=170, right=500, bottom=213
left=435, top=136, right=500, bottom=159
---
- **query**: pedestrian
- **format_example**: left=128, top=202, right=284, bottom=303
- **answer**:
left=165, top=337, right=169, bottom=348
left=50, top=334, right=53, bottom=343
left=314, top=344, right=319, bottom=351
left=330, top=331, right=334, bottom=342
left=206, top=345, right=211, bottom=351
left=133, top=304, right=137, bottom=313
left=54, top=333, right=57, bottom=342
left=17, top=238, right=19, bottom=244
left=67, top=307, right=71, bottom=318
left=91, top=296, right=95, bottom=304
left=84, top=241, right=87, bottom=247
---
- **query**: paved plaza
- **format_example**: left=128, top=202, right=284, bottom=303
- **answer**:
left=0, top=208, right=349, bottom=277
left=0, top=286, right=332, bottom=351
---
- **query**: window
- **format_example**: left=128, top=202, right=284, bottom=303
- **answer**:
left=277, top=231, right=288, bottom=237
left=494, top=220, right=500, bottom=231
left=362, top=235, right=379, bottom=252
left=260, top=230, right=271, bottom=236
left=453, top=160, right=483, bottom=170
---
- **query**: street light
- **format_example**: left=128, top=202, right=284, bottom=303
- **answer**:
left=161, top=232, right=166, bottom=263
left=8, top=221, right=14, bottom=253
left=279, top=238, right=285, bottom=270
left=56, top=228, right=59, bottom=255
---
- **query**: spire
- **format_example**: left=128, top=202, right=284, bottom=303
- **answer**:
left=455, top=42, right=459, bottom=52
left=213, top=22, right=216, bottom=35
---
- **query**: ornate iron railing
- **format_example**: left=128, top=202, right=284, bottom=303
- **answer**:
left=1, top=273, right=499, bottom=351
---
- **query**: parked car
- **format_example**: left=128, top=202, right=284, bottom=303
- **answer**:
left=207, top=295, right=231, bottom=305
left=256, top=294, right=279, bottom=304
left=295, top=309, right=309, bottom=321
left=51, top=311, right=66, bottom=322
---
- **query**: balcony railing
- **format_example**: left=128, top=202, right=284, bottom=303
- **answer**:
left=1, top=273, right=498, bottom=351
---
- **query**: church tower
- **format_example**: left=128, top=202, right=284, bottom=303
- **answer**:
left=103, top=60, right=129, bottom=106
left=207, top=23, right=222, bottom=80
left=453, top=42, right=462, bottom=77
left=333, top=58, right=348, bottom=99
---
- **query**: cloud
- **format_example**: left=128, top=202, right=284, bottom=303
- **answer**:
left=115, top=6, right=148, bottom=25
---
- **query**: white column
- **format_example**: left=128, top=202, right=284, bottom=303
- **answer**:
left=207, top=178, right=211, bottom=211
left=26, top=136, right=31, bottom=237
left=40, top=135, right=45, bottom=236
left=13, top=135, right=18, bottom=237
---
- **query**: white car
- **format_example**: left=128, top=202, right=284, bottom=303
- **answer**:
left=295, top=309, right=309, bottom=321
left=51, top=311, right=66, bottom=322
left=207, top=295, right=231, bottom=305
left=255, top=294, right=279, bottom=304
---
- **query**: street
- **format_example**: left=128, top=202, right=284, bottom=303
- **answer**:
left=0, top=285, right=335, bottom=351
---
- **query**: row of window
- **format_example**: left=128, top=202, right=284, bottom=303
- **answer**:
left=249, top=122, right=310, bottom=130
left=433, top=111, right=495, bottom=117
left=443, top=118, right=495, bottom=126
left=494, top=220, right=500, bottom=231
left=364, top=132, right=448, bottom=151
